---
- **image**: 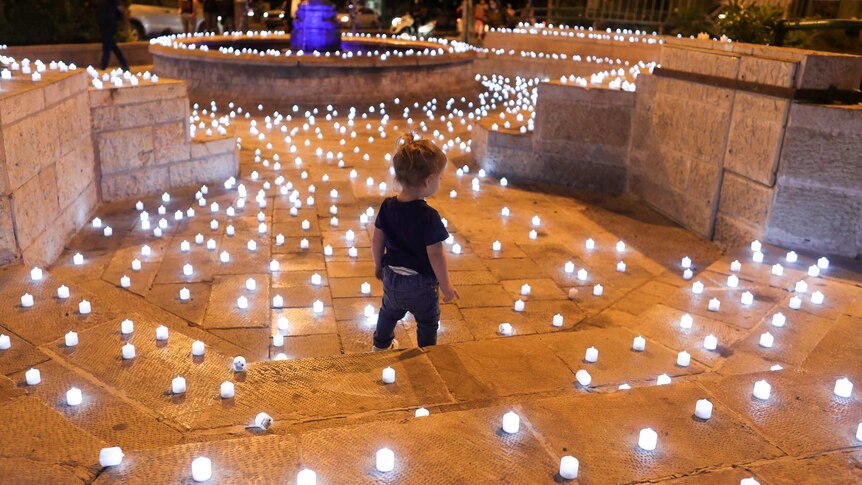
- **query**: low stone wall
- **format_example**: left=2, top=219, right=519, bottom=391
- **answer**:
left=472, top=53, right=628, bottom=81
left=3, top=42, right=153, bottom=69
left=89, top=80, right=238, bottom=201
left=483, top=28, right=662, bottom=64
left=0, top=71, right=98, bottom=266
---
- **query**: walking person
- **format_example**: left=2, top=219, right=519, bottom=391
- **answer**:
left=234, top=0, right=250, bottom=32
left=179, top=0, right=198, bottom=34
left=97, top=0, right=129, bottom=71
left=203, top=0, right=220, bottom=32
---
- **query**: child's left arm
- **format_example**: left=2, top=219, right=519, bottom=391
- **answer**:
left=372, top=227, right=386, bottom=280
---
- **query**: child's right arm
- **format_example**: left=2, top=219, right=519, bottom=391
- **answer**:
left=372, top=227, right=386, bottom=281
left=427, top=242, right=459, bottom=302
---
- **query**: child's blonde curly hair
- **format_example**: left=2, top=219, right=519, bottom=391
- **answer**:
left=392, top=132, right=447, bottom=188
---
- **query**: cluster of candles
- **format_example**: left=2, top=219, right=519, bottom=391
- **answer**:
left=0, top=55, right=78, bottom=83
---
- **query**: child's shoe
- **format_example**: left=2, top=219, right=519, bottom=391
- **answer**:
left=372, top=339, right=399, bottom=352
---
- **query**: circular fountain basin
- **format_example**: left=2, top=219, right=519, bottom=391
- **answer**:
left=150, top=33, right=478, bottom=108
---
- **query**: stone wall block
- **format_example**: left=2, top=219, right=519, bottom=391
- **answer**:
left=717, top=171, right=774, bottom=230
left=96, top=127, right=155, bottom=175
left=154, top=121, right=192, bottom=165
left=0, top=197, right=19, bottom=265
left=3, top=106, right=61, bottom=191
left=535, top=103, right=632, bottom=148
left=777, top=128, right=862, bottom=193
left=56, top=92, right=93, bottom=157
left=11, top=166, right=60, bottom=250
left=190, top=136, right=237, bottom=159
left=101, top=166, right=171, bottom=201
left=56, top=142, right=97, bottom=210
left=90, top=97, right=188, bottom=132
left=88, top=81, right=188, bottom=108
left=737, top=57, right=798, bottom=88
left=170, top=153, right=239, bottom=188
left=659, top=46, right=740, bottom=79
left=43, top=72, right=88, bottom=107
left=724, top=93, right=789, bottom=186
left=797, top=54, right=862, bottom=90
left=0, top=85, right=46, bottom=127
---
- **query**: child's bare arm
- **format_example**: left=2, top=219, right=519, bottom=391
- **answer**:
left=427, top=242, right=459, bottom=302
left=372, top=227, right=386, bottom=280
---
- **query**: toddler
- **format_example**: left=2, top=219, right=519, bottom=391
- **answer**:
left=372, top=132, right=459, bottom=350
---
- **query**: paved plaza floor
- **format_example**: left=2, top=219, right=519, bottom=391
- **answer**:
left=0, top=104, right=860, bottom=484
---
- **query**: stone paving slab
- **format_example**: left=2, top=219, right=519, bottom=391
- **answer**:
left=202, top=275, right=270, bottom=329
left=703, top=370, right=862, bottom=455
left=272, top=307, right=338, bottom=337
left=53, top=316, right=234, bottom=429
left=10, top=360, right=183, bottom=451
left=0, top=397, right=105, bottom=473
left=522, top=383, right=784, bottom=484
left=297, top=404, right=557, bottom=484
left=652, top=466, right=761, bottom=484
left=101, top=246, right=160, bottom=297
left=802, top=314, right=862, bottom=376
left=328, top=276, right=382, bottom=299
left=0, top=325, right=50, bottom=375
left=145, top=282, right=212, bottom=325
left=189, top=349, right=452, bottom=428
left=0, top=458, right=90, bottom=484
left=337, top=318, right=415, bottom=354
left=94, top=434, right=300, bottom=484
left=749, top=450, right=862, bottom=483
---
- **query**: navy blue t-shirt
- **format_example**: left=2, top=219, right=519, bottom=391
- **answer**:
left=375, top=197, right=449, bottom=277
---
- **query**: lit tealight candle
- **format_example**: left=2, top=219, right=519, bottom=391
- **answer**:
left=120, top=275, right=131, bottom=288
left=753, top=251, right=764, bottom=263
left=131, top=259, right=142, bottom=271
left=528, top=230, right=537, bottom=240
left=492, top=241, right=502, bottom=252
left=727, top=275, right=739, bottom=288
left=121, top=319, right=134, bottom=334
left=21, top=293, right=34, bottom=308
left=708, top=298, right=721, bottom=312
left=616, top=241, right=626, bottom=252
left=73, top=253, right=84, bottom=265
left=795, top=280, right=808, bottom=293
left=834, top=378, right=853, bottom=398
left=771, top=264, right=784, bottom=276
left=172, top=376, right=186, bottom=394
left=638, top=428, right=657, bottom=451
left=753, top=380, right=771, bottom=400
left=741, top=291, right=754, bottom=305
left=502, top=411, right=520, bottom=433
left=180, top=287, right=191, bottom=301
left=681, top=256, right=692, bottom=269
left=704, top=335, right=718, bottom=351
left=585, top=238, right=595, bottom=250
left=237, top=296, right=249, bottom=309
left=376, top=448, right=395, bottom=473
left=584, top=346, right=599, bottom=363
left=57, top=285, right=70, bottom=299
left=66, top=387, right=83, bottom=406
left=811, top=291, right=824, bottom=305
left=313, top=300, right=324, bottom=313
left=683, top=269, right=693, bottom=280
left=0, top=334, right=10, bottom=350
left=808, top=265, right=820, bottom=277
left=30, top=267, right=43, bottom=281
left=297, top=468, right=317, bottom=485
left=121, top=343, right=136, bottom=359
left=771, top=313, right=786, bottom=327
left=616, top=261, right=626, bottom=272
left=592, top=284, right=603, bottom=296
left=692, top=281, right=704, bottom=294
left=220, top=381, right=234, bottom=398
left=25, top=368, right=41, bottom=385
left=191, top=457, right=211, bottom=482
left=632, top=336, right=646, bottom=351
left=498, top=323, right=514, bottom=336
left=156, top=325, right=169, bottom=341
left=817, top=257, right=830, bottom=269
left=501, top=207, right=510, bottom=217
left=311, top=273, right=322, bottom=285
left=99, top=447, right=124, bottom=467
left=103, top=226, right=113, bottom=237
left=552, top=314, right=564, bottom=327
left=520, top=284, right=531, bottom=296
left=730, top=260, right=742, bottom=272
left=677, top=351, right=691, bottom=367
left=656, top=374, right=671, bottom=385
left=559, top=456, right=579, bottom=480
left=789, top=296, right=802, bottom=309
left=79, top=300, right=91, bottom=314
left=361, top=282, right=372, bottom=294
left=381, top=366, right=396, bottom=384
left=245, top=278, right=257, bottom=291
left=856, top=423, right=862, bottom=441
left=180, top=241, right=191, bottom=252
left=759, top=332, right=774, bottom=348
left=680, top=313, right=693, bottom=329
left=513, top=299, right=525, bottom=312
left=575, top=369, right=592, bottom=386
left=695, top=399, right=713, bottom=420
left=786, top=251, right=798, bottom=263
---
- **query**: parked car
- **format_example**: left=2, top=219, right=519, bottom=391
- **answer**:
left=128, top=0, right=204, bottom=40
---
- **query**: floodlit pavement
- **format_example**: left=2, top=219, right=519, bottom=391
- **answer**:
left=0, top=105, right=860, bottom=484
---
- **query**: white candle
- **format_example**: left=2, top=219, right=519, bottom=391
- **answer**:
left=528, top=230, right=538, bottom=240
left=122, top=343, right=135, bottom=359
left=247, top=240, right=257, bottom=252
left=683, top=269, right=693, bottom=280
left=382, top=366, right=396, bottom=384
left=759, top=332, right=774, bottom=348
left=311, top=273, right=322, bottom=285
left=730, top=260, right=742, bottom=272
left=210, top=220, right=219, bottom=231
left=182, top=264, right=193, bottom=277
left=817, top=257, right=830, bottom=269
left=575, top=369, right=591, bottom=386
left=771, top=264, right=784, bottom=276
left=616, top=241, right=626, bottom=252
left=772, top=313, right=786, bottom=327
left=376, top=448, right=395, bottom=472
left=789, top=296, right=802, bottom=309
left=348, top=247, right=358, bottom=258
left=73, top=253, right=84, bottom=265
left=753, top=251, right=764, bottom=263
left=364, top=305, right=376, bottom=318
left=0, top=335, right=10, bottom=350
left=585, top=238, right=595, bottom=250
left=121, top=319, right=134, bottom=334
left=276, top=234, right=285, bottom=245
left=66, top=387, right=83, bottom=406
left=57, top=285, right=70, bottom=299
left=131, top=259, right=141, bottom=271
left=195, top=234, right=204, bottom=244
left=808, top=265, right=820, bottom=277
left=753, top=380, right=771, bottom=400
left=21, top=293, right=34, bottom=308
left=30, top=267, right=43, bottom=281
left=564, top=261, right=575, bottom=274
left=552, top=314, right=564, bottom=327
left=156, top=325, right=169, bottom=341
left=638, top=428, right=657, bottom=451
left=269, top=259, right=280, bottom=272
left=272, top=295, right=284, bottom=308
left=120, top=275, right=131, bottom=288
left=704, top=335, right=718, bottom=351
left=245, top=278, right=257, bottom=291
left=681, top=256, right=692, bottom=269
left=220, top=381, right=234, bottom=398
left=180, top=287, right=191, bottom=301
left=99, top=447, right=124, bottom=467
left=300, top=238, right=310, bottom=249
left=272, top=333, right=284, bottom=347
left=492, top=241, right=502, bottom=251
left=834, top=378, right=853, bottom=398
left=856, top=423, right=862, bottom=441
left=615, top=260, right=627, bottom=273
left=79, top=300, right=91, bottom=314
left=656, top=374, right=672, bottom=385
left=92, top=217, right=102, bottom=228
left=584, top=346, right=599, bottom=363
left=103, top=226, right=113, bottom=237
left=172, top=376, right=186, bottom=394
left=502, top=411, right=520, bottom=433
left=313, top=300, right=324, bottom=313
left=301, top=219, right=310, bottom=230
left=232, top=356, right=246, bottom=372
left=677, top=351, right=691, bottom=367
left=680, top=314, right=693, bottom=329
left=692, top=281, right=704, bottom=294
left=180, top=241, right=190, bottom=252
left=191, top=340, right=205, bottom=356
left=520, top=284, right=531, bottom=296
left=25, top=368, right=41, bottom=385
left=498, top=323, right=514, bottom=336
left=786, top=251, right=798, bottom=263
left=750, top=240, right=762, bottom=252
left=531, top=215, right=541, bottom=227
left=415, top=408, right=430, bottom=417
left=695, top=399, right=713, bottom=420
left=727, top=275, right=739, bottom=288
left=361, top=282, right=372, bottom=294
left=708, top=298, right=721, bottom=312
left=237, top=296, right=249, bottom=309
left=795, top=280, right=808, bottom=293
left=632, top=336, right=646, bottom=351
left=191, top=457, right=211, bottom=481
left=559, top=456, right=579, bottom=479
left=811, top=291, right=824, bottom=305
left=741, top=291, right=754, bottom=305
left=220, top=251, right=230, bottom=263
left=592, top=284, right=603, bottom=296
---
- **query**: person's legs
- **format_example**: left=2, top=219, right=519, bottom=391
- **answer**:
left=100, top=31, right=112, bottom=70
left=111, top=39, right=129, bottom=71
left=406, top=281, right=441, bottom=347
left=373, top=269, right=406, bottom=349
